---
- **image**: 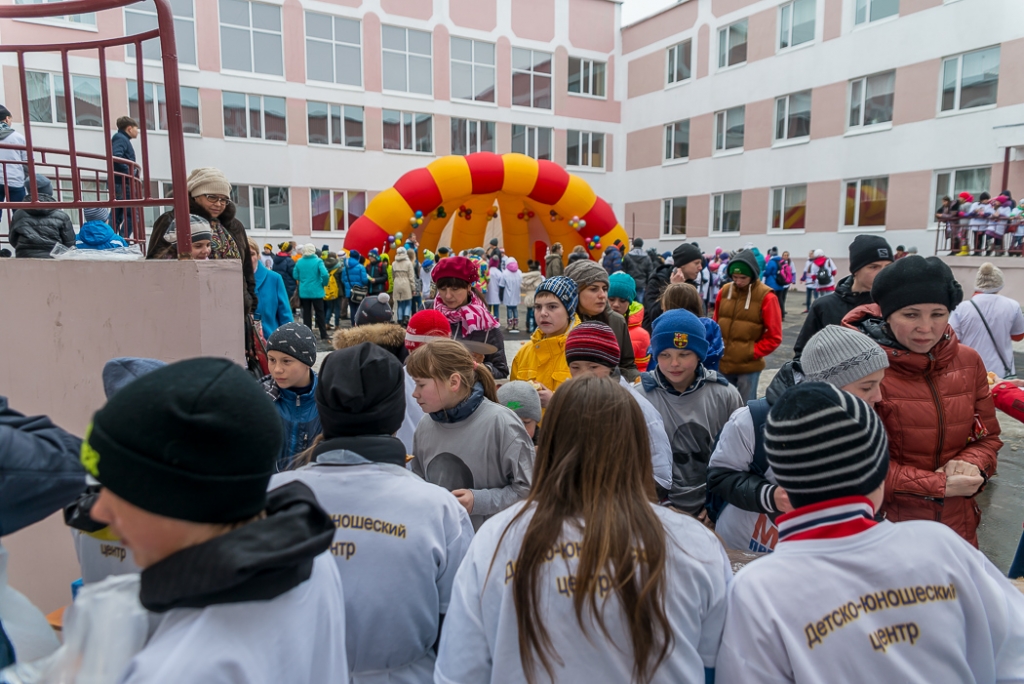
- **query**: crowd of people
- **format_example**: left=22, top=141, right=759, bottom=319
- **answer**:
left=936, top=190, right=1024, bottom=257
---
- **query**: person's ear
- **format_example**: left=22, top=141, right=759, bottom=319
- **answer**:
left=448, top=372, right=462, bottom=394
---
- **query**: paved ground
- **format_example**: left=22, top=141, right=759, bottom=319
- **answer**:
left=320, top=290, right=1024, bottom=570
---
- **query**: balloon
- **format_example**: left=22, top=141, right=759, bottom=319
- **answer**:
left=388, top=235, right=396, bottom=243
left=579, top=220, right=586, bottom=228
left=396, top=232, right=404, bottom=240
left=414, top=210, right=423, bottom=218
left=517, top=212, right=524, bottom=219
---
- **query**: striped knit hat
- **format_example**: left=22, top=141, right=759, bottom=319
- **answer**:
left=535, top=276, right=578, bottom=319
left=565, top=322, right=620, bottom=368
left=764, top=382, right=889, bottom=509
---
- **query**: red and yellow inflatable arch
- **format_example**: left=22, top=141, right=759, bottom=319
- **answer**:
left=343, top=152, right=629, bottom=267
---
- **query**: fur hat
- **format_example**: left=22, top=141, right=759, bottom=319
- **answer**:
left=186, top=167, right=231, bottom=198
left=975, top=262, right=1004, bottom=293
left=332, top=322, right=408, bottom=362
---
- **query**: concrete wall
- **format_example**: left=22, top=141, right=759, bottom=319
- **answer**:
left=0, top=259, right=245, bottom=613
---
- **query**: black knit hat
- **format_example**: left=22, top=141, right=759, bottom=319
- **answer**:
left=267, top=322, right=317, bottom=366
left=355, top=293, right=394, bottom=326
left=316, top=342, right=405, bottom=438
left=765, top=383, right=888, bottom=509
left=871, top=255, right=963, bottom=320
left=83, top=358, right=282, bottom=523
left=848, top=234, right=893, bottom=274
left=673, top=243, right=703, bottom=267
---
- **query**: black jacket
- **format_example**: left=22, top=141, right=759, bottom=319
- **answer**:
left=10, top=195, right=75, bottom=258
left=367, top=261, right=388, bottom=295
left=452, top=320, right=509, bottom=379
left=272, top=253, right=298, bottom=296
left=793, top=275, right=872, bottom=358
left=642, top=263, right=674, bottom=332
left=621, top=249, right=653, bottom=293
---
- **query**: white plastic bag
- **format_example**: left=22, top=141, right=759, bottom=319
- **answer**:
left=50, top=244, right=144, bottom=261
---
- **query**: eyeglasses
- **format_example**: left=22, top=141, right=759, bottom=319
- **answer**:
left=202, top=194, right=230, bottom=206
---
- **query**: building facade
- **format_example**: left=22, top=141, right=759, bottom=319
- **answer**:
left=0, top=0, right=1020, bottom=257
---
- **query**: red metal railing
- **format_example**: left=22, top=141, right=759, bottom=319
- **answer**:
left=936, top=215, right=1022, bottom=257
left=0, top=0, right=191, bottom=255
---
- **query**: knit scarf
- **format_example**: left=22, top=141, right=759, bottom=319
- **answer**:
left=434, top=293, right=498, bottom=335
left=429, top=382, right=486, bottom=423
left=776, top=496, right=877, bottom=543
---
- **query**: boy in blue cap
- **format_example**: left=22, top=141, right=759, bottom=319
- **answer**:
left=633, top=309, right=743, bottom=515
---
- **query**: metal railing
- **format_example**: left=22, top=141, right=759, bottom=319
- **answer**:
left=0, top=0, right=191, bottom=254
left=936, top=215, right=1023, bottom=257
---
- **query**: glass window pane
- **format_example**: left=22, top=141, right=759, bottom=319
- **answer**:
left=409, top=56, right=432, bottom=95
left=567, top=130, right=580, bottom=166
left=125, top=10, right=158, bottom=61
left=251, top=3, right=280, bottom=31
left=223, top=91, right=247, bottom=137
left=268, top=187, right=289, bottom=230
left=306, top=39, right=334, bottom=82
left=232, top=185, right=251, bottom=229
left=728, top=20, right=747, bottom=65
left=870, top=0, right=898, bottom=22
left=219, top=0, right=250, bottom=26
left=788, top=90, right=811, bottom=138
left=71, top=76, right=102, bottom=127
left=348, top=191, right=366, bottom=228
left=480, top=121, right=495, bottom=152
left=335, top=44, right=362, bottom=86
left=941, top=58, right=958, bottom=111
left=383, top=51, right=407, bottom=91
left=592, top=62, right=606, bottom=97
left=264, top=96, right=286, bottom=141
left=311, top=188, right=331, bottom=231
left=849, top=79, right=863, bottom=126
left=26, top=72, right=52, bottom=124
left=591, top=133, right=604, bottom=168
left=779, top=3, right=791, bottom=49
left=308, top=101, right=328, bottom=144
left=864, top=71, right=894, bottom=124
left=775, top=98, right=787, bottom=140
left=170, top=0, right=193, bottom=18
left=859, top=177, right=888, bottom=226
left=330, top=105, right=342, bottom=145
left=402, top=111, right=414, bottom=150
left=784, top=184, right=807, bottom=229
left=335, top=17, right=360, bottom=44
left=344, top=106, right=363, bottom=147
left=451, top=37, right=472, bottom=62
left=533, top=75, right=551, bottom=109
left=451, top=62, right=473, bottom=100
left=511, top=125, right=526, bottom=154
left=726, top=106, right=744, bottom=149
left=451, top=118, right=467, bottom=155
left=537, top=128, right=552, bottom=161
left=332, top=190, right=346, bottom=231
left=568, top=57, right=581, bottom=93
left=512, top=72, right=532, bottom=107
left=382, top=26, right=406, bottom=51
left=954, top=167, right=990, bottom=197
left=680, top=41, right=691, bottom=80
left=533, top=51, right=552, bottom=74
left=676, top=120, right=689, bottom=158
left=934, top=173, right=951, bottom=214
left=181, top=86, right=201, bottom=135
left=960, top=47, right=999, bottom=110
left=772, top=188, right=783, bottom=229
left=253, top=186, right=267, bottom=230
left=221, top=26, right=253, bottom=72
left=667, top=46, right=677, bottom=83
left=718, top=28, right=727, bottom=68
left=305, top=11, right=331, bottom=39
left=408, top=29, right=431, bottom=56
left=475, top=41, right=494, bottom=65
left=382, top=109, right=401, bottom=150
left=474, top=65, right=495, bottom=102
left=175, top=16, right=197, bottom=65
left=415, top=114, right=432, bottom=153
left=723, top=192, right=741, bottom=232
left=844, top=181, right=858, bottom=225
left=512, top=48, right=532, bottom=70
left=253, top=32, right=283, bottom=75
left=855, top=0, right=868, bottom=24
left=792, top=0, right=815, bottom=45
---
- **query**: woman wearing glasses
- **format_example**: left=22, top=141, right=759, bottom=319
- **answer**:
left=147, top=167, right=257, bottom=317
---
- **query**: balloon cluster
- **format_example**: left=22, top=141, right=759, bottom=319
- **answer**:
left=569, top=216, right=587, bottom=231
left=549, top=210, right=562, bottom=221
left=587, top=235, right=602, bottom=250
left=386, top=231, right=405, bottom=246
left=516, top=209, right=536, bottom=221
left=458, top=205, right=473, bottom=219
left=409, top=210, right=424, bottom=228
left=435, top=207, right=447, bottom=219
left=486, top=207, right=498, bottom=221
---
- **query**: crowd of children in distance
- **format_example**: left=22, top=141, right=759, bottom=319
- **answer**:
left=2, top=238, right=1024, bottom=683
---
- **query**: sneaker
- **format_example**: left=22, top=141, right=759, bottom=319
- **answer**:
left=801, top=309, right=809, bottom=314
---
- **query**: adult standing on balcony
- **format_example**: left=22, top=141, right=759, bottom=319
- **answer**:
left=111, top=116, right=138, bottom=239
left=0, top=105, right=27, bottom=204
left=148, top=167, right=257, bottom=317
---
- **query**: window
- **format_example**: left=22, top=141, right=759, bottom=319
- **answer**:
left=855, top=0, right=898, bottom=25
left=667, top=40, right=692, bottom=85
left=382, top=26, right=432, bottom=95
left=512, top=49, right=552, bottom=109
left=718, top=20, right=747, bottom=68
left=307, top=102, right=363, bottom=148
left=451, top=37, right=495, bottom=103
left=511, top=125, right=552, bottom=160
left=714, top=106, right=745, bottom=152
left=848, top=71, right=895, bottom=128
left=664, top=119, right=690, bottom=161
left=311, top=189, right=366, bottom=232
left=125, top=0, right=196, bottom=66
left=305, top=12, right=361, bottom=87
left=15, top=0, right=94, bottom=26
left=231, top=185, right=290, bottom=231
left=774, top=91, right=811, bottom=141
left=143, top=180, right=175, bottom=227
left=934, top=167, right=990, bottom=214
left=129, top=81, right=201, bottom=134
left=382, top=110, right=432, bottom=153
left=844, top=177, right=888, bottom=228
left=662, top=197, right=687, bottom=236
left=451, top=118, right=495, bottom=155
left=223, top=92, right=286, bottom=141
left=566, top=131, right=604, bottom=169
left=770, top=185, right=807, bottom=230
left=25, top=71, right=102, bottom=127
left=779, top=0, right=814, bottom=49
left=58, top=179, right=108, bottom=226
left=712, top=192, right=742, bottom=233
left=941, top=46, right=1000, bottom=112
left=219, top=0, right=283, bottom=76
left=568, top=57, right=605, bottom=97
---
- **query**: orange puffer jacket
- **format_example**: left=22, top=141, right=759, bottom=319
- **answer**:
left=844, top=304, right=1002, bottom=547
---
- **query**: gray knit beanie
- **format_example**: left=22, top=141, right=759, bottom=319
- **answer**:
left=802, top=325, right=888, bottom=390
left=564, top=259, right=610, bottom=289
left=496, top=381, right=542, bottom=423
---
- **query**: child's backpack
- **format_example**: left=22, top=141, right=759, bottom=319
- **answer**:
left=815, top=261, right=831, bottom=286
left=705, top=398, right=771, bottom=523
left=780, top=261, right=794, bottom=285
left=324, top=268, right=340, bottom=301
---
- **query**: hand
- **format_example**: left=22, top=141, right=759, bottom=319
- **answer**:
left=534, top=383, right=553, bottom=408
left=670, top=268, right=686, bottom=284
left=939, top=460, right=981, bottom=478
left=944, top=473, right=985, bottom=498
left=452, top=489, right=474, bottom=514
left=1006, top=378, right=1024, bottom=388
left=696, top=508, right=710, bottom=523
left=773, top=487, right=794, bottom=513
left=471, top=352, right=485, bottom=364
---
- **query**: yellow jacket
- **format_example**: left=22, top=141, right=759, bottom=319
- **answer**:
left=510, top=316, right=581, bottom=392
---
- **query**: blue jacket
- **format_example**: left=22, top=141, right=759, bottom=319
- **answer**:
left=292, top=254, right=330, bottom=299
left=338, top=255, right=369, bottom=297
left=76, top=220, right=129, bottom=250
left=763, top=255, right=787, bottom=291
left=602, top=246, right=622, bottom=275
left=701, top=317, right=724, bottom=372
left=272, top=253, right=298, bottom=296
left=254, top=261, right=293, bottom=338
left=274, top=372, right=321, bottom=471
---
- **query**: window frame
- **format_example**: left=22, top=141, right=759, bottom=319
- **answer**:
left=841, top=176, right=889, bottom=232
left=717, top=19, right=748, bottom=70
left=230, top=184, right=291, bottom=233
left=306, top=101, right=364, bottom=149
left=778, top=0, right=815, bottom=51
left=567, top=57, right=606, bottom=99
left=310, top=188, right=366, bottom=233
left=511, top=48, right=553, bottom=111
left=450, top=37, right=496, bottom=104
left=666, top=39, right=692, bottom=87
left=854, top=0, right=899, bottom=26
left=14, top=0, right=96, bottom=30
left=662, top=196, right=687, bottom=237
left=222, top=92, right=288, bottom=142
left=128, top=80, right=202, bottom=135
left=381, top=25, right=433, bottom=96
left=382, top=109, right=434, bottom=154
left=450, top=118, right=495, bottom=155
left=939, top=46, right=1000, bottom=115
left=663, top=119, right=690, bottom=163
left=711, top=192, right=743, bottom=234
left=218, top=0, right=284, bottom=78
left=773, top=90, right=812, bottom=145
left=846, top=70, right=895, bottom=133
left=769, top=184, right=808, bottom=233
left=304, top=11, right=362, bottom=88
left=713, top=105, right=745, bottom=154
left=24, top=71, right=103, bottom=128
left=125, top=0, right=197, bottom=67
left=566, top=130, right=605, bottom=171
left=511, top=124, right=553, bottom=160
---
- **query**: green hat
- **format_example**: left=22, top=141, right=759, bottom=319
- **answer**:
left=728, top=259, right=756, bottom=279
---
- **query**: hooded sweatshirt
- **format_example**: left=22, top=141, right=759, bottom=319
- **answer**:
left=714, top=250, right=783, bottom=375
left=10, top=195, right=75, bottom=258
left=0, top=125, right=28, bottom=188
left=75, top=220, right=130, bottom=251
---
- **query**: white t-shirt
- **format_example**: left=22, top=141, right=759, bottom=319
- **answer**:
left=272, top=459, right=473, bottom=684
left=950, top=294, right=1024, bottom=377
left=716, top=518, right=1024, bottom=684
left=118, top=553, right=347, bottom=683
left=622, top=377, right=673, bottom=490
left=707, top=406, right=780, bottom=553
left=435, top=502, right=732, bottom=683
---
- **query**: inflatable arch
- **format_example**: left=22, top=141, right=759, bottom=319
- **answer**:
left=343, top=152, right=630, bottom=269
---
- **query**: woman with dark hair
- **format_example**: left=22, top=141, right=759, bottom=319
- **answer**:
left=430, top=256, right=509, bottom=378
left=435, top=375, right=731, bottom=683
left=564, top=259, right=639, bottom=381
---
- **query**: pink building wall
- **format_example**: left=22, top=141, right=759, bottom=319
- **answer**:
left=688, top=193, right=710, bottom=237
left=380, top=0, right=432, bottom=20
left=568, top=0, right=616, bottom=53
left=196, top=0, right=220, bottom=72
left=900, top=0, right=943, bottom=16
left=997, top=38, right=1024, bottom=107
left=711, top=0, right=761, bottom=16
left=292, top=187, right=311, bottom=236
left=621, top=1, right=698, bottom=54
left=745, top=8, right=775, bottom=64
left=623, top=199, right=661, bottom=240
left=627, top=51, right=664, bottom=99
left=496, top=37, right=512, bottom=108
left=200, top=89, right=224, bottom=138
left=283, top=0, right=306, bottom=83
left=433, top=25, right=451, bottom=102
left=287, top=97, right=306, bottom=145
left=810, top=82, right=847, bottom=140
left=892, top=59, right=940, bottom=126
left=886, top=170, right=932, bottom=230
left=512, top=0, right=555, bottom=42
left=363, top=13, right=383, bottom=92
left=743, top=99, right=773, bottom=151
left=805, top=180, right=842, bottom=232
left=696, top=24, right=710, bottom=79
left=626, top=125, right=661, bottom=170
left=822, top=0, right=842, bottom=41
left=450, top=0, right=497, bottom=31
left=740, top=187, right=769, bottom=234
left=689, top=113, right=714, bottom=159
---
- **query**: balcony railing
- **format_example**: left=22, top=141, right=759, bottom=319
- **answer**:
left=936, top=214, right=1022, bottom=257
